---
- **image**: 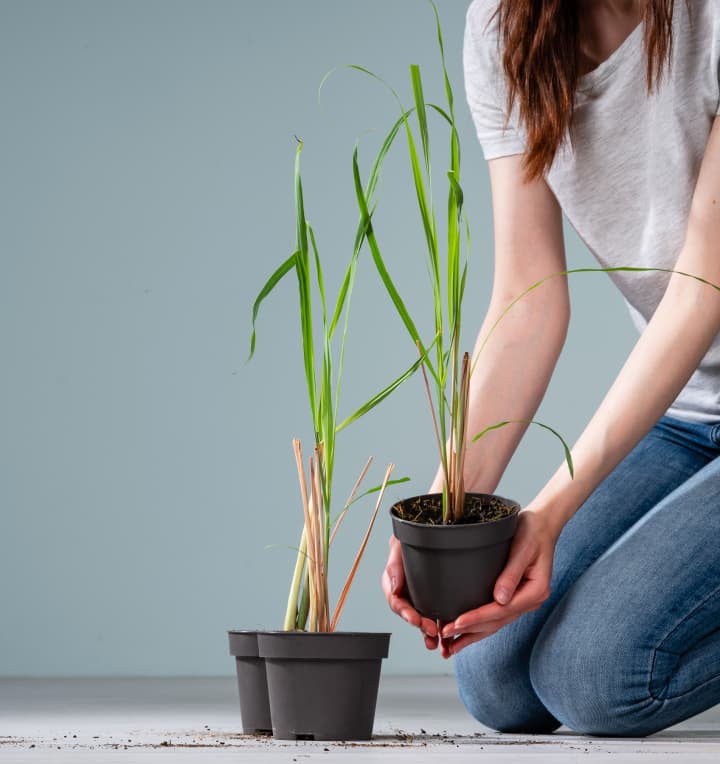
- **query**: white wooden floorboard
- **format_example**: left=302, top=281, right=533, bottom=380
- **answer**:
left=1, top=676, right=719, bottom=762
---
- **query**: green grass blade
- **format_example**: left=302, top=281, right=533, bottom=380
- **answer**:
left=341, top=477, right=411, bottom=509
left=294, top=140, right=318, bottom=426
left=472, top=419, right=574, bottom=479
left=328, top=475, right=411, bottom=535
left=247, top=253, right=296, bottom=362
left=336, top=351, right=429, bottom=433
left=428, top=0, right=455, bottom=122
left=427, top=102, right=453, bottom=125
left=410, top=64, right=431, bottom=180
left=448, top=170, right=464, bottom=214
left=365, top=112, right=406, bottom=203
left=308, top=224, right=327, bottom=326
left=346, top=64, right=403, bottom=104
left=329, top=114, right=406, bottom=340
left=447, top=169, right=463, bottom=338
left=351, top=146, right=425, bottom=350
left=404, top=70, right=443, bottom=395
left=405, top=76, right=439, bottom=279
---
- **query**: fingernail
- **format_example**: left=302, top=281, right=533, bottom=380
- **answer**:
left=391, top=576, right=398, bottom=593
left=496, top=587, right=510, bottom=605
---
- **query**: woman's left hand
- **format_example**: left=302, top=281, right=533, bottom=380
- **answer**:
left=438, top=507, right=559, bottom=659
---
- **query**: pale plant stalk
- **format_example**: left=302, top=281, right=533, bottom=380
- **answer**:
left=312, top=449, right=330, bottom=631
left=417, top=341, right=448, bottom=495
left=329, top=457, right=374, bottom=546
left=330, top=463, right=395, bottom=631
left=282, top=528, right=307, bottom=631
left=308, top=454, right=325, bottom=632
left=454, top=352, right=471, bottom=522
left=292, top=439, right=317, bottom=630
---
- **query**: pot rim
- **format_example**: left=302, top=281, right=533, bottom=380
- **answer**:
left=390, top=491, right=520, bottom=529
left=256, top=630, right=391, bottom=637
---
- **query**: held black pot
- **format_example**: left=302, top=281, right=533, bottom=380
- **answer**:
left=257, top=631, right=390, bottom=741
left=227, top=630, right=272, bottom=735
left=391, top=492, right=520, bottom=622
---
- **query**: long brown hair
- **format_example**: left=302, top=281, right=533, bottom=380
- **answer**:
left=494, top=1, right=684, bottom=180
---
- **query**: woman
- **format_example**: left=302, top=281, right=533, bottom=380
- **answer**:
left=383, top=0, right=720, bottom=737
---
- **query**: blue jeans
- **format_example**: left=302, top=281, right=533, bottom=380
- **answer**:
left=455, top=415, right=720, bottom=736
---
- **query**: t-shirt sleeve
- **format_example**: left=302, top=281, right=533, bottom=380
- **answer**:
left=463, top=1, right=525, bottom=160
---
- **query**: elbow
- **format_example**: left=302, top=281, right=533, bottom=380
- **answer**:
left=489, top=276, right=570, bottom=345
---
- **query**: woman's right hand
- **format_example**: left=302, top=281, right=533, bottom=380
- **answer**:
left=381, top=535, right=440, bottom=650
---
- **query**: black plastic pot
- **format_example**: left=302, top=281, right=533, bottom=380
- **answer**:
left=227, top=630, right=272, bottom=735
left=257, top=631, right=390, bottom=741
left=391, top=492, right=520, bottom=622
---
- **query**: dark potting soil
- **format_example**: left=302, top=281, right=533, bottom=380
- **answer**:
left=393, top=494, right=514, bottom=526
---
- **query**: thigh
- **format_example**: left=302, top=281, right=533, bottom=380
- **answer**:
left=550, top=416, right=718, bottom=597
left=454, top=417, right=717, bottom=733
left=530, top=454, right=720, bottom=736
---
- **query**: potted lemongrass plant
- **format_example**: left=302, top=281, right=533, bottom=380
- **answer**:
left=352, top=0, right=720, bottom=624
left=230, top=137, right=425, bottom=741
left=345, top=1, right=574, bottom=623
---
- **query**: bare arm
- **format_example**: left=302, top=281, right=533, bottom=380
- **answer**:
left=531, top=117, right=720, bottom=536
left=443, top=117, right=720, bottom=655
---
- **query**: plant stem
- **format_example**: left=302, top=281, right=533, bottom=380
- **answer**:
left=329, top=457, right=373, bottom=546
left=282, top=527, right=308, bottom=630
left=330, top=463, right=394, bottom=631
left=454, top=352, right=470, bottom=522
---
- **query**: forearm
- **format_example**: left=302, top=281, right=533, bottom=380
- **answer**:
left=430, top=281, right=569, bottom=493
left=532, top=267, right=720, bottom=537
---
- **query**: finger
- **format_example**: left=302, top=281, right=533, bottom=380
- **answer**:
left=420, top=617, right=438, bottom=638
left=448, top=580, right=549, bottom=643
left=383, top=544, right=405, bottom=597
left=439, top=636, right=453, bottom=660
left=446, top=629, right=495, bottom=655
left=443, top=577, right=550, bottom=641
left=441, top=602, right=506, bottom=638
left=381, top=567, right=402, bottom=600
left=424, top=633, right=439, bottom=651
left=499, top=576, right=550, bottom=616
left=493, top=540, right=536, bottom=605
left=387, top=592, right=423, bottom=628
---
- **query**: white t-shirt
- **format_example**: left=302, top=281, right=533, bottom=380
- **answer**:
left=464, top=0, right=720, bottom=422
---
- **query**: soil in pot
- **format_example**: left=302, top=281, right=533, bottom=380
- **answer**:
left=391, top=492, right=520, bottom=622
left=227, top=630, right=272, bottom=735
left=258, top=631, right=390, bottom=741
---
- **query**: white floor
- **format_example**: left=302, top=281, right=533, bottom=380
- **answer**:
left=1, top=676, right=720, bottom=763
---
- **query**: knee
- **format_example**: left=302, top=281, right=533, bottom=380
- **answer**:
left=529, top=628, right=658, bottom=737
left=455, top=634, right=560, bottom=734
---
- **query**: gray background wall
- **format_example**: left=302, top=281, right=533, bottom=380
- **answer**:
left=1, top=0, right=634, bottom=676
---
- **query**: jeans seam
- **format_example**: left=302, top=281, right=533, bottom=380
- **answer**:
left=649, top=586, right=720, bottom=702
left=711, top=423, right=720, bottom=447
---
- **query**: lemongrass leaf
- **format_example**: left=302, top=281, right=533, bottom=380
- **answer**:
left=247, top=253, right=297, bottom=362
left=352, top=146, right=424, bottom=347
left=410, top=64, right=431, bottom=179
left=293, top=142, right=318, bottom=424
left=428, top=0, right=455, bottom=121
left=308, top=224, right=327, bottom=325
left=472, top=419, right=574, bottom=479
left=336, top=351, right=427, bottom=432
